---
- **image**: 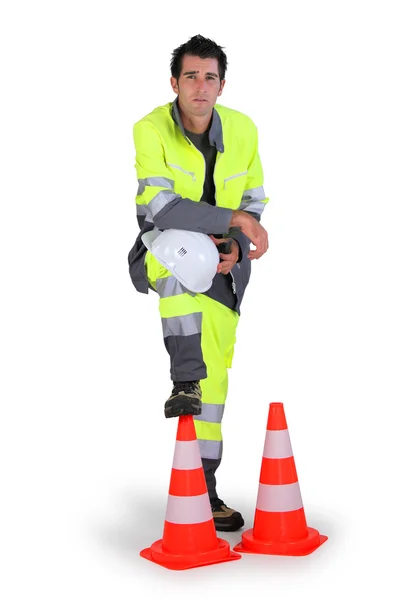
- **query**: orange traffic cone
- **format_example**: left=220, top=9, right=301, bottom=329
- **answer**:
left=140, top=415, right=241, bottom=570
left=234, top=402, right=327, bottom=556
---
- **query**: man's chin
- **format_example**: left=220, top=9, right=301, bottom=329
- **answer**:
left=191, top=102, right=212, bottom=114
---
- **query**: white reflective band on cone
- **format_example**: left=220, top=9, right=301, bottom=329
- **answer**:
left=172, top=440, right=203, bottom=470
left=263, top=430, right=293, bottom=459
left=256, top=482, right=303, bottom=512
left=165, top=492, right=213, bottom=524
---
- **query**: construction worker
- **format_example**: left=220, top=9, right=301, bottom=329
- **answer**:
left=128, top=34, right=269, bottom=532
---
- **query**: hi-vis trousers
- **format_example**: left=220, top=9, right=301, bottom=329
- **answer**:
left=145, top=251, right=239, bottom=499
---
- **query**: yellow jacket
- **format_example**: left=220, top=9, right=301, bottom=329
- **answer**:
left=128, top=98, right=268, bottom=312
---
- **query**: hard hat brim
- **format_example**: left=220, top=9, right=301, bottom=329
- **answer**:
left=141, top=229, right=161, bottom=251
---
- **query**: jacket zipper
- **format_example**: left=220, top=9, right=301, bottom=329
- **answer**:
left=230, top=272, right=236, bottom=294
left=183, top=141, right=236, bottom=295
left=213, top=151, right=236, bottom=294
left=185, top=141, right=206, bottom=197
left=213, top=152, right=221, bottom=206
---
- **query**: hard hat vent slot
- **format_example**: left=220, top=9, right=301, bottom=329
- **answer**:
left=177, top=247, right=188, bottom=257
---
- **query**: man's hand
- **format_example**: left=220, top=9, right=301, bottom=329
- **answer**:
left=230, top=210, right=269, bottom=259
left=209, top=236, right=240, bottom=274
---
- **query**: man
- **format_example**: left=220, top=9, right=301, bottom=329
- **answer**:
left=128, top=34, right=269, bottom=532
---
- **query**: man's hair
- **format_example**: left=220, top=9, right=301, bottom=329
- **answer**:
left=170, top=34, right=228, bottom=81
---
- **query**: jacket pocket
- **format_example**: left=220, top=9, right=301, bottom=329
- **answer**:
left=223, top=171, right=248, bottom=189
left=167, top=162, right=196, bottom=181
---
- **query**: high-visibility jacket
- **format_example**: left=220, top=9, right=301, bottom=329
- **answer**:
left=128, top=97, right=269, bottom=313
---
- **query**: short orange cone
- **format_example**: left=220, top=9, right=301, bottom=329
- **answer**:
left=234, top=402, right=327, bottom=556
left=140, top=415, right=241, bottom=570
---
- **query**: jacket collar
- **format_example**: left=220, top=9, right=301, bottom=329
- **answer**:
left=171, top=96, right=224, bottom=153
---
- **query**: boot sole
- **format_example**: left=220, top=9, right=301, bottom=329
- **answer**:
left=214, top=516, right=245, bottom=532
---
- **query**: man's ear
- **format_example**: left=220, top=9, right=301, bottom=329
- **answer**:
left=218, top=79, right=226, bottom=97
left=170, top=76, right=179, bottom=94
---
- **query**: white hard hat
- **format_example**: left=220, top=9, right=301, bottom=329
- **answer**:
left=141, top=228, right=219, bottom=293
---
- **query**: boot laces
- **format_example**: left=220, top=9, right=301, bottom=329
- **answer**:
left=172, top=381, right=199, bottom=394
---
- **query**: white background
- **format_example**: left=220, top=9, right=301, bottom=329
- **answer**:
left=1, top=0, right=399, bottom=598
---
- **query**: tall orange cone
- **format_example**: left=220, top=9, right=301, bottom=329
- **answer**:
left=140, top=415, right=241, bottom=570
left=234, top=403, right=327, bottom=556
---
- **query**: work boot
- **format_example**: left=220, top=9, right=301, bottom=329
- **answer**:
left=211, top=498, right=245, bottom=532
left=164, top=381, right=202, bottom=418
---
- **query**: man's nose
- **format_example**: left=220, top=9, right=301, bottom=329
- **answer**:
left=196, top=79, right=207, bottom=92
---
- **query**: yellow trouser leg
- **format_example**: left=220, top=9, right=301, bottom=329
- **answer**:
left=145, top=251, right=239, bottom=464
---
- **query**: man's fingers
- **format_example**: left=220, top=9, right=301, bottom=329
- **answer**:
left=247, top=229, right=269, bottom=259
left=215, top=239, right=239, bottom=273
left=218, top=259, right=235, bottom=274
left=220, top=265, right=233, bottom=274
left=238, top=216, right=268, bottom=260
left=209, top=235, right=224, bottom=247
left=219, top=250, right=234, bottom=259
left=218, top=264, right=230, bottom=273
left=248, top=240, right=268, bottom=260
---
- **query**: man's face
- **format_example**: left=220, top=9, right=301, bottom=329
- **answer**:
left=170, top=55, right=225, bottom=117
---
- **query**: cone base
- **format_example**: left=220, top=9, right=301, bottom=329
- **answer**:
left=140, top=537, right=241, bottom=570
left=233, top=527, right=328, bottom=556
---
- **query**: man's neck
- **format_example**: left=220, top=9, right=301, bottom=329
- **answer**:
left=179, top=104, right=213, bottom=134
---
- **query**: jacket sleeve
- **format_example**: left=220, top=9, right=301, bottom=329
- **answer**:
left=229, top=122, right=269, bottom=262
left=133, top=120, right=232, bottom=234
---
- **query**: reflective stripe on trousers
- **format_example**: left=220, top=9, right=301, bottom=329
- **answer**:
left=145, top=251, right=239, bottom=462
